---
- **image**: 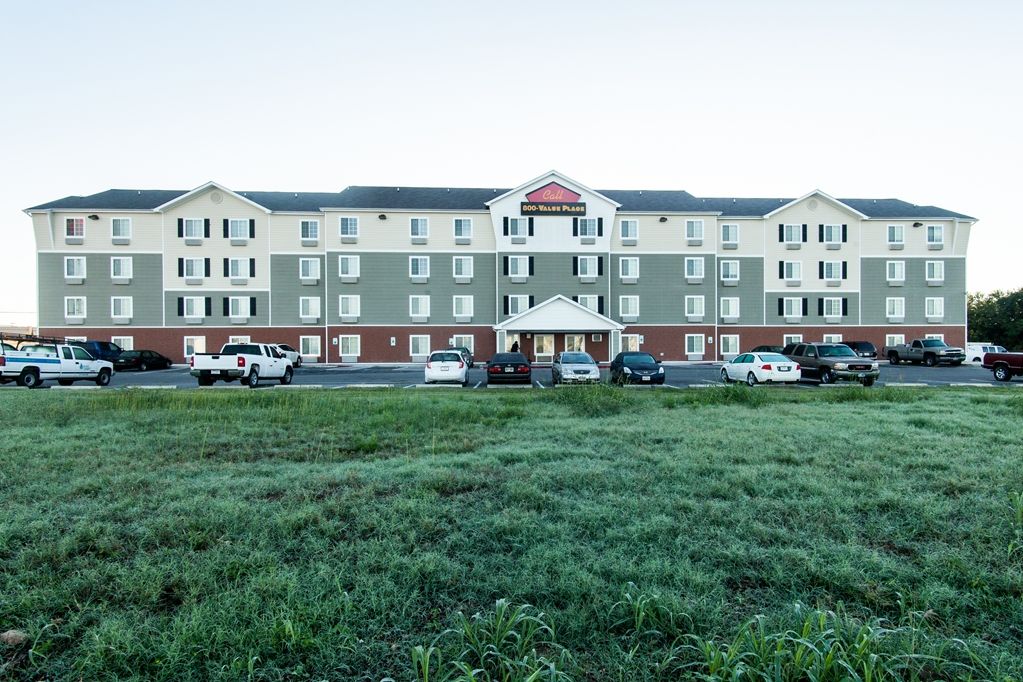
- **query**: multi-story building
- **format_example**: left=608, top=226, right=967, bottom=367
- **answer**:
left=27, top=171, right=974, bottom=363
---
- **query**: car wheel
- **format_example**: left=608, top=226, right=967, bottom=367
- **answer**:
left=198, top=376, right=214, bottom=386
left=923, top=355, right=937, bottom=367
left=888, top=354, right=899, bottom=365
left=994, top=365, right=1011, bottom=382
left=746, top=372, right=758, bottom=387
left=295, top=357, right=303, bottom=368
left=279, top=366, right=293, bottom=385
left=720, top=368, right=731, bottom=384
left=95, top=369, right=112, bottom=387
left=58, top=379, right=73, bottom=386
left=862, top=378, right=876, bottom=387
left=139, top=361, right=149, bottom=372
left=247, top=366, right=260, bottom=388
left=819, top=368, right=834, bottom=385
left=18, top=370, right=41, bottom=389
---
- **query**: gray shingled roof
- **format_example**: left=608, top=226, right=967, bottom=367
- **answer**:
left=26, top=185, right=975, bottom=220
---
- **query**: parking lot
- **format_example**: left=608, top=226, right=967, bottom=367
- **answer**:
left=5, top=360, right=1017, bottom=390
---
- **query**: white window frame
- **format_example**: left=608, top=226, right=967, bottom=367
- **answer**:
left=299, top=335, right=321, bottom=357
left=338, top=295, right=361, bottom=317
left=926, top=224, right=944, bottom=246
left=823, top=297, right=843, bottom=317
left=410, top=335, right=431, bottom=358
left=64, top=256, right=86, bottom=280
left=228, top=257, right=248, bottom=280
left=925, top=333, right=945, bottom=341
left=783, top=261, right=802, bottom=282
left=823, top=261, right=842, bottom=282
left=338, top=254, right=360, bottom=278
left=409, top=295, right=430, bottom=317
left=453, top=295, right=474, bottom=317
left=409, top=256, right=430, bottom=279
left=925, top=260, right=945, bottom=283
left=685, top=334, right=705, bottom=355
left=228, top=335, right=251, bottom=344
left=183, top=257, right=204, bottom=279
left=299, top=296, right=321, bottom=318
left=339, top=335, right=360, bottom=357
left=299, top=258, right=320, bottom=280
left=886, top=297, right=905, bottom=318
left=507, top=295, right=530, bottom=315
left=886, top=260, right=905, bottom=283
left=721, top=223, right=739, bottom=246
left=508, top=255, right=529, bottom=277
left=339, top=216, right=359, bottom=238
left=228, top=296, right=249, bottom=318
left=620, top=219, right=638, bottom=240
left=577, top=295, right=598, bottom=312
left=578, top=218, right=598, bottom=237
left=410, top=217, right=429, bottom=238
left=451, top=335, right=475, bottom=353
left=720, top=260, right=740, bottom=282
left=622, top=334, right=640, bottom=352
left=110, top=336, right=134, bottom=351
left=719, top=334, right=740, bottom=355
left=887, top=224, right=904, bottom=245
left=183, top=296, right=204, bottom=319
left=453, top=218, right=473, bottom=239
left=885, top=334, right=905, bottom=348
left=110, top=296, right=133, bottom=319
left=822, top=224, right=842, bottom=245
left=453, top=256, right=474, bottom=279
left=620, top=295, right=639, bottom=317
left=783, top=297, right=802, bottom=318
left=65, top=217, right=85, bottom=238
left=578, top=256, right=598, bottom=277
left=823, top=333, right=843, bottom=343
left=925, top=297, right=944, bottom=318
left=684, top=257, right=704, bottom=279
left=619, top=257, right=639, bottom=279
left=783, top=334, right=803, bottom=346
left=111, top=217, right=132, bottom=239
left=685, top=219, right=704, bottom=240
left=300, top=219, right=319, bottom=241
left=720, top=297, right=740, bottom=318
left=508, top=217, right=528, bottom=237
left=110, top=256, right=133, bottom=279
left=564, top=334, right=585, bottom=353
left=183, top=336, right=205, bottom=358
left=783, top=224, right=802, bottom=244
left=685, top=295, right=705, bottom=317
left=228, top=219, right=249, bottom=240
left=64, top=296, right=86, bottom=318
left=182, top=218, right=204, bottom=240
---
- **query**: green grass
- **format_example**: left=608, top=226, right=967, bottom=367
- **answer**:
left=1, top=387, right=1022, bottom=680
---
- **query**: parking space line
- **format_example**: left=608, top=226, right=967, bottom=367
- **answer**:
left=273, top=384, right=324, bottom=389
left=534, top=380, right=545, bottom=389
left=473, top=381, right=482, bottom=389
left=133, top=385, right=177, bottom=390
left=346, top=383, right=394, bottom=388
left=886, top=382, right=928, bottom=387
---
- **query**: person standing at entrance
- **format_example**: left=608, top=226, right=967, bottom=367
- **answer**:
left=510, top=341, right=519, bottom=353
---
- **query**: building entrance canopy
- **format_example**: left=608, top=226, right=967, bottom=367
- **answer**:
left=493, top=295, right=624, bottom=361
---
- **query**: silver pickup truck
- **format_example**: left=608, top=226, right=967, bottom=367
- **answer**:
left=885, top=339, right=965, bottom=366
left=189, top=343, right=293, bottom=387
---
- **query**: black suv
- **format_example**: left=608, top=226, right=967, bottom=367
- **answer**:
left=784, top=343, right=880, bottom=386
left=71, top=340, right=123, bottom=363
left=843, top=341, right=877, bottom=359
left=610, top=352, right=665, bottom=385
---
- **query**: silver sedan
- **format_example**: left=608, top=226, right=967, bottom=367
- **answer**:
left=552, top=351, right=601, bottom=385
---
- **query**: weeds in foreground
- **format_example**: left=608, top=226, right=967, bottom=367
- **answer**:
left=1009, top=491, right=1023, bottom=559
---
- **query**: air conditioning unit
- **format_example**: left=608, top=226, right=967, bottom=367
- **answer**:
left=525, top=333, right=532, bottom=339
left=591, top=334, right=603, bottom=342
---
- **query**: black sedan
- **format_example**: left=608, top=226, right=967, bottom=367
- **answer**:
left=114, top=350, right=174, bottom=371
left=485, top=352, right=532, bottom=384
left=610, top=351, right=665, bottom=385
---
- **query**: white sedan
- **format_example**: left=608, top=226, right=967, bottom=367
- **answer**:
left=424, top=350, right=469, bottom=385
left=721, top=352, right=801, bottom=386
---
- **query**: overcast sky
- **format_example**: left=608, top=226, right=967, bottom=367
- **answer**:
left=2, top=0, right=1020, bottom=326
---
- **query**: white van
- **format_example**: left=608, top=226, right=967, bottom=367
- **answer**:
left=966, top=342, right=1005, bottom=363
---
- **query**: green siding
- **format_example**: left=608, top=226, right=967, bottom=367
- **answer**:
left=607, top=254, right=715, bottom=323
left=163, top=291, right=270, bottom=327
left=764, top=292, right=861, bottom=326
left=498, top=253, right=606, bottom=321
left=270, top=254, right=326, bottom=326
left=39, top=253, right=163, bottom=326
left=327, top=252, right=497, bottom=325
left=716, top=257, right=764, bottom=325
left=861, top=258, right=966, bottom=325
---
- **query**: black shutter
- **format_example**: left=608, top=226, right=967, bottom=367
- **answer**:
left=249, top=258, right=256, bottom=278
left=818, top=261, right=824, bottom=279
left=177, top=218, right=184, bottom=238
left=842, top=262, right=848, bottom=279
left=503, top=217, right=509, bottom=236
left=528, top=217, right=534, bottom=236
left=778, top=261, right=784, bottom=279
left=597, top=217, right=604, bottom=236
left=205, top=297, right=212, bottom=317
left=503, top=296, right=508, bottom=315
left=177, top=297, right=184, bottom=317
left=572, top=295, right=578, bottom=303
left=573, top=218, right=579, bottom=237
left=802, top=298, right=808, bottom=316
left=598, top=296, right=605, bottom=315
left=573, top=257, right=578, bottom=276
left=842, top=298, right=849, bottom=316
left=801, top=224, right=807, bottom=242
left=818, top=224, right=824, bottom=242
left=818, top=299, right=824, bottom=316
left=502, top=256, right=509, bottom=276
left=777, top=298, right=784, bottom=316
left=249, top=219, right=255, bottom=239
left=223, top=258, right=229, bottom=277
left=250, top=297, right=257, bottom=316
left=223, top=219, right=229, bottom=238
left=203, top=218, right=210, bottom=239
left=529, top=295, right=535, bottom=308
left=778, top=224, right=784, bottom=242
left=223, top=297, right=230, bottom=316
left=528, top=256, right=534, bottom=276
left=204, top=258, right=210, bottom=278
left=177, top=258, right=184, bottom=278
left=597, top=257, right=604, bottom=276
left=842, top=224, right=848, bottom=242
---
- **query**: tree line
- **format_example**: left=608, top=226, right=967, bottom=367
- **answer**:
left=968, top=289, right=1023, bottom=349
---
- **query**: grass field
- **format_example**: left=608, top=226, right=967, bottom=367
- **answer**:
left=1, top=386, right=1022, bottom=681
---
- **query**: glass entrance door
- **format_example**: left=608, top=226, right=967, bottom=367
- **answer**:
left=534, top=334, right=554, bottom=363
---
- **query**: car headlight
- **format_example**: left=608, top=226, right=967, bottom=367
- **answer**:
left=623, top=367, right=632, bottom=374
left=871, top=362, right=879, bottom=370
left=833, top=363, right=848, bottom=370
left=657, top=366, right=664, bottom=374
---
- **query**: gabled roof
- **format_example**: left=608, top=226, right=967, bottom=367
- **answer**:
left=494, top=295, right=624, bottom=332
left=25, top=189, right=189, bottom=212
left=153, top=181, right=271, bottom=213
left=486, top=170, right=622, bottom=208
left=763, top=190, right=870, bottom=220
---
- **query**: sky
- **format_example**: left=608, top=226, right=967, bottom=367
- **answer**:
left=1, top=0, right=1020, bottom=326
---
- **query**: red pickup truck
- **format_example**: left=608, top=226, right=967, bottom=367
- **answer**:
left=982, top=351, right=1023, bottom=382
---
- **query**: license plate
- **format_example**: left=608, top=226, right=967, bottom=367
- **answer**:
left=858, top=372, right=865, bottom=378
left=642, top=376, right=650, bottom=381
left=440, top=367, right=449, bottom=372
left=778, top=366, right=790, bottom=371
left=504, top=367, right=513, bottom=373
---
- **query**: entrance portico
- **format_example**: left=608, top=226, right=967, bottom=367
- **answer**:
left=493, top=295, right=625, bottom=363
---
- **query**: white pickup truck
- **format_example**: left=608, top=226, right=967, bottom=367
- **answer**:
left=0, top=342, right=114, bottom=388
left=189, top=343, right=294, bottom=388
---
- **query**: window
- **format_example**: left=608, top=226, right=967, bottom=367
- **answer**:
left=299, top=297, right=320, bottom=318
left=823, top=297, right=842, bottom=317
left=577, top=256, right=598, bottom=277
left=65, top=296, right=86, bottom=318
left=410, top=335, right=431, bottom=358
left=110, top=296, right=132, bottom=318
left=622, top=334, right=640, bottom=352
left=926, top=224, right=944, bottom=246
left=578, top=218, right=598, bottom=237
left=822, top=224, right=843, bottom=245
left=720, top=297, right=740, bottom=318
left=561, top=334, right=583, bottom=352
left=182, top=218, right=203, bottom=239
left=339, top=335, right=360, bottom=357
left=720, top=335, right=740, bottom=355
left=783, top=297, right=802, bottom=317
left=338, top=255, right=360, bottom=278
left=686, top=334, right=705, bottom=355
left=685, top=295, right=705, bottom=317
left=508, top=255, right=529, bottom=277
left=685, top=257, right=704, bottom=279
left=925, top=333, right=945, bottom=341
left=409, top=295, right=430, bottom=317
left=228, top=335, right=251, bottom=344
left=507, top=295, right=530, bottom=315
left=454, top=218, right=473, bottom=239
left=409, top=256, right=430, bottom=279
left=620, top=295, right=639, bottom=317
left=299, top=258, right=320, bottom=280
left=410, top=217, right=429, bottom=238
left=783, top=334, right=803, bottom=346
left=886, top=297, right=905, bottom=318
left=720, top=260, right=740, bottom=282
left=453, top=256, right=474, bottom=278
left=508, top=217, right=528, bottom=237
left=822, top=261, right=842, bottom=281
left=925, top=260, right=944, bottom=282
left=111, top=336, right=134, bottom=351
left=452, top=335, right=474, bottom=353
left=183, top=257, right=204, bottom=279
left=111, top=257, right=132, bottom=279
left=534, top=334, right=554, bottom=357
left=782, top=261, right=802, bottom=282
left=721, top=223, right=739, bottom=246
left=300, top=336, right=321, bottom=357
left=926, top=297, right=944, bottom=318
left=228, top=219, right=249, bottom=240
left=886, top=260, right=905, bottom=282
left=885, top=334, right=905, bottom=348
left=66, top=217, right=84, bottom=238
left=782, top=223, right=802, bottom=244
left=111, top=218, right=131, bottom=239
left=453, top=295, right=474, bottom=317
left=887, top=224, right=904, bottom=246
left=823, top=334, right=843, bottom=343
left=685, top=219, right=704, bottom=241
left=184, top=336, right=205, bottom=357
left=228, top=297, right=248, bottom=317
left=338, top=295, right=361, bottom=317
left=620, top=219, right=638, bottom=240
left=227, top=258, right=248, bottom=279
left=183, top=297, right=204, bottom=318
left=300, top=219, right=319, bottom=240
left=64, top=257, right=86, bottom=279
left=339, top=217, right=359, bottom=237
left=620, top=257, right=639, bottom=279
left=576, top=295, right=599, bottom=312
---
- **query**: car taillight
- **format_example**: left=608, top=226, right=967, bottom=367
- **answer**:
left=426, top=362, right=432, bottom=369
left=0, top=357, right=5, bottom=367
left=189, top=356, right=194, bottom=367
left=458, top=361, right=464, bottom=369
left=237, top=356, right=246, bottom=367
left=489, top=365, right=500, bottom=374
left=761, top=364, right=772, bottom=371
left=795, top=364, right=800, bottom=371
left=516, top=365, right=529, bottom=373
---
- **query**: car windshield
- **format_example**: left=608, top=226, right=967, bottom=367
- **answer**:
left=277, top=344, right=295, bottom=352
left=561, top=353, right=594, bottom=364
left=222, top=344, right=260, bottom=355
left=757, top=353, right=791, bottom=363
left=623, top=353, right=657, bottom=367
left=492, top=353, right=527, bottom=363
left=819, top=345, right=856, bottom=358
left=119, top=351, right=141, bottom=359
left=430, top=352, right=461, bottom=362
left=921, top=339, right=946, bottom=348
